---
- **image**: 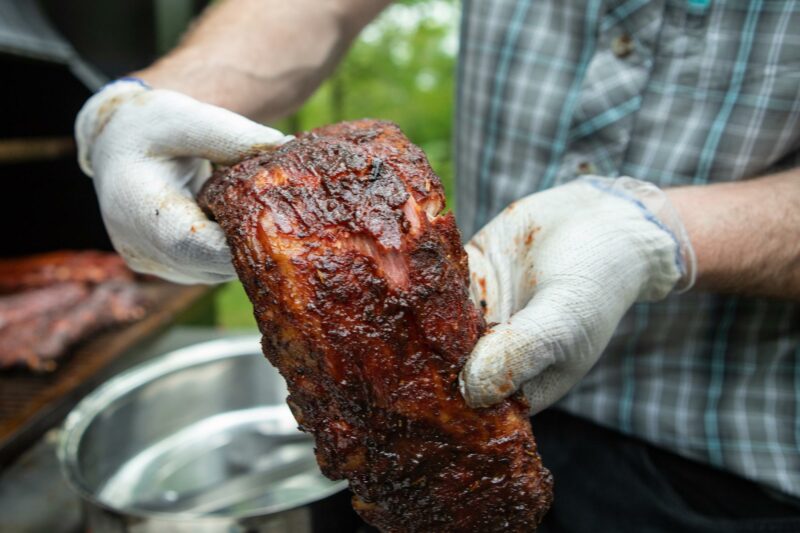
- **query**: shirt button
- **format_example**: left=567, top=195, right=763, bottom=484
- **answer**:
left=577, top=161, right=597, bottom=175
left=611, top=33, right=635, bottom=59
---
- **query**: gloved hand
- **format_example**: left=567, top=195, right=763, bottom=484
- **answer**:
left=75, top=78, right=292, bottom=284
left=460, top=177, right=696, bottom=413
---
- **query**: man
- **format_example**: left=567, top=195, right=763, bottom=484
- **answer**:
left=76, top=0, right=800, bottom=530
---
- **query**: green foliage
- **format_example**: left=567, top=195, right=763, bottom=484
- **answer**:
left=219, top=0, right=458, bottom=329
left=215, top=281, right=257, bottom=328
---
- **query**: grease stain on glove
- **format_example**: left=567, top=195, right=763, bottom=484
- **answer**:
left=459, top=178, right=695, bottom=413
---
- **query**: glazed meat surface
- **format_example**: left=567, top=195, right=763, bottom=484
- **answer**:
left=0, top=251, right=133, bottom=294
left=200, top=120, right=552, bottom=532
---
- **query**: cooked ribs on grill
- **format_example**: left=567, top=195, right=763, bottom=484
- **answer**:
left=200, top=120, right=553, bottom=532
left=0, top=251, right=133, bottom=294
left=0, top=251, right=146, bottom=371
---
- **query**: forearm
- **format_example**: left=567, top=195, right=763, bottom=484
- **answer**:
left=135, top=0, right=390, bottom=121
left=667, top=169, right=800, bottom=300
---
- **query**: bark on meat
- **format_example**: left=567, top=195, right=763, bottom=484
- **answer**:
left=200, top=120, right=553, bottom=532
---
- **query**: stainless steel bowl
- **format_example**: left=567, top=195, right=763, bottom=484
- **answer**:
left=58, top=335, right=356, bottom=532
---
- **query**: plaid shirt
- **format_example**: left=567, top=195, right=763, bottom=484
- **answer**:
left=456, top=0, right=800, bottom=497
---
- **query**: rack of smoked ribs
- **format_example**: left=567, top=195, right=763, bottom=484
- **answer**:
left=0, top=251, right=147, bottom=371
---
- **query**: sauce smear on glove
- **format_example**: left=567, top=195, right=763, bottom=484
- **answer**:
left=199, top=120, right=552, bottom=532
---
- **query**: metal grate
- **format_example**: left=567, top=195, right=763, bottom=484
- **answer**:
left=0, top=282, right=212, bottom=467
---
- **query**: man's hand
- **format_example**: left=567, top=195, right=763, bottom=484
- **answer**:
left=75, top=79, right=291, bottom=284
left=459, top=178, right=695, bottom=413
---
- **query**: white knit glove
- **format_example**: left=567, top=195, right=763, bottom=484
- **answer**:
left=460, top=177, right=696, bottom=413
left=75, top=78, right=291, bottom=284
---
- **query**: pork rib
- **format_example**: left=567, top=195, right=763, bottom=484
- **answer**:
left=0, top=281, right=146, bottom=371
left=200, top=120, right=552, bottom=532
left=0, top=251, right=134, bottom=294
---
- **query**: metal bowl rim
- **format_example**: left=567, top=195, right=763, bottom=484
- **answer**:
left=57, top=334, right=347, bottom=521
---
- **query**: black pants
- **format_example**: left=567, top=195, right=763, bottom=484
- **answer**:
left=533, top=409, right=800, bottom=533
